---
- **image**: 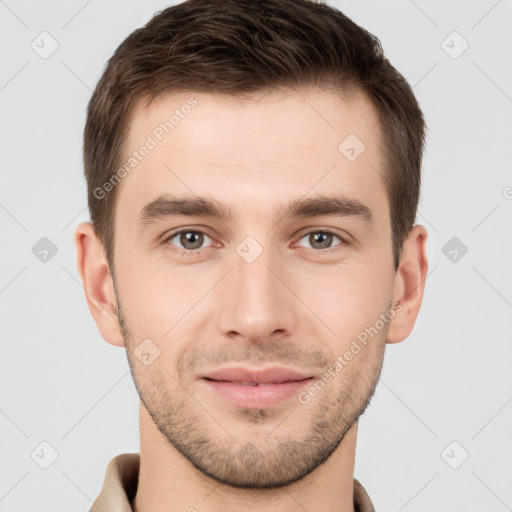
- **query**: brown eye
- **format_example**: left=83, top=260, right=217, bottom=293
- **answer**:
left=297, top=230, right=344, bottom=251
left=166, top=230, right=213, bottom=251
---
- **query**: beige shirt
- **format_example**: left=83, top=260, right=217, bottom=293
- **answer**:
left=90, top=453, right=376, bottom=512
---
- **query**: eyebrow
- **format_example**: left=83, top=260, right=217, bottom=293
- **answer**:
left=137, top=193, right=374, bottom=228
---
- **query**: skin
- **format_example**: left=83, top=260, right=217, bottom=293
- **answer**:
left=75, top=87, right=428, bottom=512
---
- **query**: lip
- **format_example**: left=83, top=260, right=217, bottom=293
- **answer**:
left=199, top=366, right=314, bottom=408
left=201, top=366, right=312, bottom=384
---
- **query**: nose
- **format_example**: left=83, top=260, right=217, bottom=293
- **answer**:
left=216, top=241, right=298, bottom=345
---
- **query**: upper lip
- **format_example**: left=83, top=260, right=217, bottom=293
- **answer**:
left=201, top=366, right=313, bottom=384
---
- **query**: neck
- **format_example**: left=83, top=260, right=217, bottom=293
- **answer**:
left=132, top=403, right=357, bottom=512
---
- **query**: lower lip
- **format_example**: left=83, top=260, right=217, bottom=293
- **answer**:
left=201, top=378, right=314, bottom=408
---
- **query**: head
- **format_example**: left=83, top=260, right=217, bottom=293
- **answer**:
left=76, top=0, right=428, bottom=489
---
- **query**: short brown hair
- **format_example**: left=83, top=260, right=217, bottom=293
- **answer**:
left=83, top=0, right=426, bottom=271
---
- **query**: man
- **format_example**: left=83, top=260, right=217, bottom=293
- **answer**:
left=75, top=0, right=428, bottom=510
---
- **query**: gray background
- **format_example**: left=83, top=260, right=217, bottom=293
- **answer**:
left=1, top=0, right=511, bottom=510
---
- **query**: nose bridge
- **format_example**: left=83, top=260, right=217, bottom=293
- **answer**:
left=217, top=236, right=296, bottom=342
left=236, top=236, right=278, bottom=295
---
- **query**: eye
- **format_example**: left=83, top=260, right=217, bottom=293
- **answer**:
left=296, top=229, right=346, bottom=251
left=162, top=227, right=348, bottom=256
left=164, top=229, right=214, bottom=253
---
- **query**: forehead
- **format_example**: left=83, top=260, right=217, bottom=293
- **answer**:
left=115, top=87, right=387, bottom=226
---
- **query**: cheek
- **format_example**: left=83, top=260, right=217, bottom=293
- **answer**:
left=114, top=257, right=170, bottom=338
left=115, top=257, right=209, bottom=367
left=299, top=263, right=393, bottom=344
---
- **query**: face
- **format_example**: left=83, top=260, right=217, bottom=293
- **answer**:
left=112, top=87, right=396, bottom=488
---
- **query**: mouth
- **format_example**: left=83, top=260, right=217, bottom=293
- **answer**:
left=199, top=367, right=314, bottom=408
left=204, top=377, right=312, bottom=386
left=201, top=365, right=313, bottom=384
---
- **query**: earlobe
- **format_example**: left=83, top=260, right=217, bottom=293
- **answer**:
left=386, top=224, right=428, bottom=344
left=74, top=221, right=125, bottom=347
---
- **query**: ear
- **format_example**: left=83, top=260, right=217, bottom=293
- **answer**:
left=74, top=221, right=125, bottom=347
left=386, top=224, right=428, bottom=344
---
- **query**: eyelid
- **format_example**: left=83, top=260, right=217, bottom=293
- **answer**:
left=162, top=227, right=216, bottom=253
left=295, top=226, right=349, bottom=240
left=293, top=227, right=350, bottom=250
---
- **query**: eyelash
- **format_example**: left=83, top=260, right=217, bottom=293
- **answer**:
left=162, top=228, right=350, bottom=256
